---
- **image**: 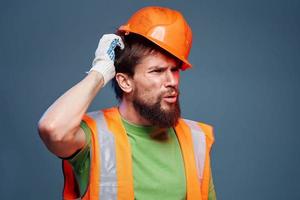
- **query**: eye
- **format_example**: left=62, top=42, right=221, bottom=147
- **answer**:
left=151, top=68, right=164, bottom=73
left=154, top=69, right=163, bottom=72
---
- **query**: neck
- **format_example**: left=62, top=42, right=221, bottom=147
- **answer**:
left=118, top=99, right=152, bottom=126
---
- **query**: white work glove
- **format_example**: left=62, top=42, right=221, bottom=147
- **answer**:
left=89, top=34, right=124, bottom=86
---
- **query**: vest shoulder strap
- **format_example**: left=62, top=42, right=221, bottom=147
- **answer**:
left=198, top=122, right=215, bottom=149
left=177, top=118, right=215, bottom=200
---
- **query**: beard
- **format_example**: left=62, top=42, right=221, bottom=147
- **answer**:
left=132, top=89, right=181, bottom=128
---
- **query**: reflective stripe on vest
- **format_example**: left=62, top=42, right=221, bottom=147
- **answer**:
left=87, top=110, right=118, bottom=200
left=183, top=119, right=207, bottom=182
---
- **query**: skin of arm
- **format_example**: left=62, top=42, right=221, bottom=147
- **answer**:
left=38, top=71, right=104, bottom=158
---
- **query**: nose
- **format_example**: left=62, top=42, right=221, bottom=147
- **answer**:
left=164, top=69, right=179, bottom=89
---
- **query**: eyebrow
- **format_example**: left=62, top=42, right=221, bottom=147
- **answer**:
left=148, top=65, right=180, bottom=71
left=148, top=65, right=166, bottom=71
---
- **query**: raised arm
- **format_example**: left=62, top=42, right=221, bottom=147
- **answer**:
left=38, top=34, right=124, bottom=158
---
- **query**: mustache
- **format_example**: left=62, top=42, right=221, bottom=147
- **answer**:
left=163, top=88, right=180, bottom=96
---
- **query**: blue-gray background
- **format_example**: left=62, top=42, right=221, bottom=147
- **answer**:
left=1, top=0, right=299, bottom=199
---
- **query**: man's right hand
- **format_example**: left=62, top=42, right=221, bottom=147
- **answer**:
left=89, top=34, right=124, bottom=86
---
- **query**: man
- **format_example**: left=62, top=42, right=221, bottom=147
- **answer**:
left=38, top=6, right=216, bottom=200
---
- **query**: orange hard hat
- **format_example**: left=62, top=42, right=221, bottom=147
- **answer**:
left=118, top=6, right=193, bottom=70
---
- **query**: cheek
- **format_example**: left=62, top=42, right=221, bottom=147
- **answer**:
left=135, top=77, right=158, bottom=91
left=134, top=76, right=163, bottom=99
left=136, top=84, right=162, bottom=102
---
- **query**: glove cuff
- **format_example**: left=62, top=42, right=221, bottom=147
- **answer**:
left=89, top=60, right=115, bottom=87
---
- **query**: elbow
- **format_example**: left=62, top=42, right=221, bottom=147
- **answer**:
left=38, top=118, right=74, bottom=156
left=37, top=116, right=83, bottom=157
left=38, top=118, right=64, bottom=143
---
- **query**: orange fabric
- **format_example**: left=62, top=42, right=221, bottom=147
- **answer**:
left=118, top=6, right=193, bottom=70
left=62, top=160, right=80, bottom=199
left=81, top=114, right=101, bottom=200
left=103, top=108, right=135, bottom=200
left=198, top=123, right=215, bottom=200
left=174, top=119, right=202, bottom=200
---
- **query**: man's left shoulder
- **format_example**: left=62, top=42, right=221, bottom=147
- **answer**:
left=179, top=118, right=214, bottom=142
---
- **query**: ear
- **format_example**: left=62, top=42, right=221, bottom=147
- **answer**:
left=115, top=73, right=133, bottom=94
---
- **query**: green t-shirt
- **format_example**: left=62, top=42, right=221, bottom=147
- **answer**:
left=122, top=118, right=186, bottom=200
left=68, top=120, right=216, bottom=199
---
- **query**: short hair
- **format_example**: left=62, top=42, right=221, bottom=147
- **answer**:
left=112, top=33, right=181, bottom=101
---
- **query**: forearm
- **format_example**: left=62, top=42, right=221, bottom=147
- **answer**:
left=38, top=71, right=103, bottom=142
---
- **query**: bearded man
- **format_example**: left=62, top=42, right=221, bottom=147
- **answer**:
left=38, top=6, right=216, bottom=200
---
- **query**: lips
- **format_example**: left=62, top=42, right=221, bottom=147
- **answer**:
left=163, top=94, right=177, bottom=103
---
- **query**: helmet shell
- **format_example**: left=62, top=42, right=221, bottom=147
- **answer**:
left=118, top=6, right=193, bottom=70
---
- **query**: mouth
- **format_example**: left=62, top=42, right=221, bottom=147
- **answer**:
left=163, top=94, right=177, bottom=103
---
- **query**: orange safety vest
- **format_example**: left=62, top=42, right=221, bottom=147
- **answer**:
left=62, top=107, right=214, bottom=200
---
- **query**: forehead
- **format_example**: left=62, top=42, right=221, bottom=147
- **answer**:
left=135, top=51, right=180, bottom=72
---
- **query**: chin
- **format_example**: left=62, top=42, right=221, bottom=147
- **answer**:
left=161, top=103, right=177, bottom=112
